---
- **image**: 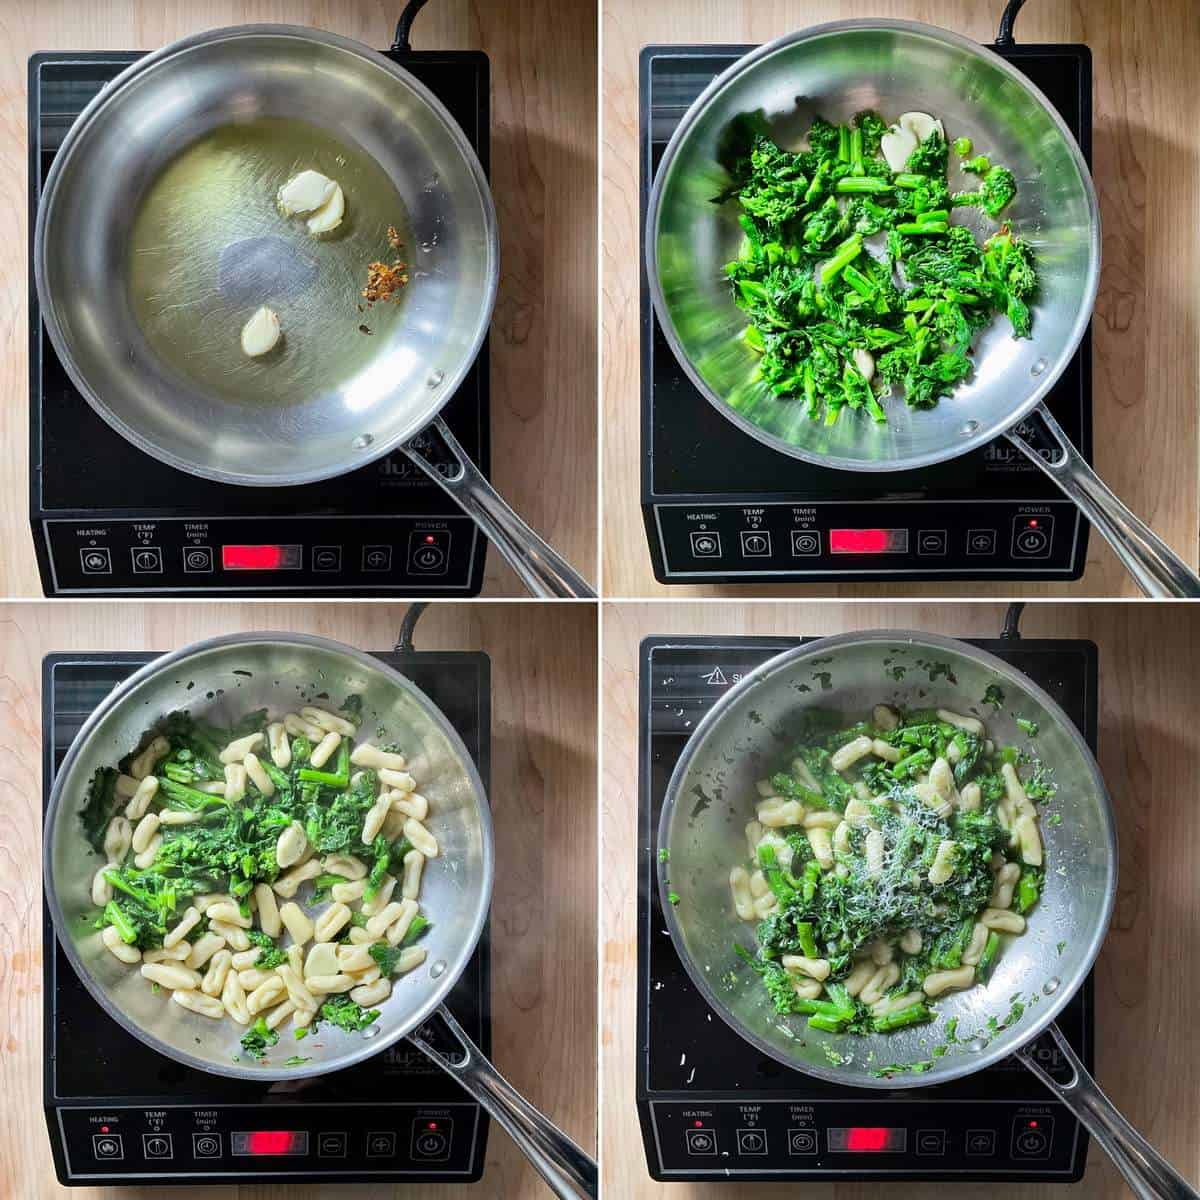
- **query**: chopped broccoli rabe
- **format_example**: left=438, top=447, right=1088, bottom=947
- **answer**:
left=316, top=994, right=381, bottom=1033
left=736, top=703, right=1046, bottom=1035
left=240, top=1016, right=279, bottom=1060
left=722, top=110, right=1036, bottom=425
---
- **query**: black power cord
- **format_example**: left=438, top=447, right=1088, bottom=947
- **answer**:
left=1000, top=602, right=1026, bottom=641
left=996, top=0, right=1028, bottom=47
left=392, top=0, right=433, bottom=53
left=396, top=603, right=429, bottom=653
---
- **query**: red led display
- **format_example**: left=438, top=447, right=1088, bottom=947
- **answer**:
left=829, top=528, right=909, bottom=555
left=222, top=544, right=302, bottom=571
left=244, top=1130, right=306, bottom=1155
left=828, top=1126, right=905, bottom=1152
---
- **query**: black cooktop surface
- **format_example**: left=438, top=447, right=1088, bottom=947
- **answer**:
left=636, top=634, right=1096, bottom=1181
left=640, top=43, right=1094, bottom=584
left=29, top=50, right=489, bottom=596
left=43, top=649, right=491, bottom=1184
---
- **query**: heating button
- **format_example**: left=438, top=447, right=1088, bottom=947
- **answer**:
left=684, top=1127, right=717, bottom=1156
left=92, top=1133, right=123, bottom=1160
left=689, top=532, right=721, bottom=558
left=80, top=547, right=113, bottom=575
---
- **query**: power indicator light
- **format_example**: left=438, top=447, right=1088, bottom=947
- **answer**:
left=424, top=535, right=437, bottom=544
left=427, top=1122, right=439, bottom=1130
left=1027, top=1120, right=1039, bottom=1128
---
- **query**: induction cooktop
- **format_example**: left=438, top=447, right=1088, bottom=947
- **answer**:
left=636, top=633, right=1097, bottom=1181
left=640, top=42, right=1093, bottom=584
left=43, top=648, right=492, bottom=1185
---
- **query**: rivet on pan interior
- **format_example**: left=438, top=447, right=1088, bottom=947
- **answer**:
left=1031, top=357, right=1048, bottom=377
left=961, top=419, right=979, bottom=435
left=967, top=1036, right=989, bottom=1053
left=1043, top=976, right=1060, bottom=995
left=427, top=370, right=445, bottom=388
left=361, top=1023, right=381, bottom=1039
left=352, top=434, right=374, bottom=450
left=430, top=959, right=447, bottom=979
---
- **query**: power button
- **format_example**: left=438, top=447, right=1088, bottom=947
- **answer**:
left=407, top=531, right=450, bottom=575
left=1012, top=516, right=1054, bottom=559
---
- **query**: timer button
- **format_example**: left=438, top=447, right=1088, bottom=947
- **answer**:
left=690, top=532, right=721, bottom=558
left=183, top=546, right=213, bottom=573
left=684, top=1127, right=717, bottom=1156
left=791, top=530, right=821, bottom=556
left=92, top=1133, right=124, bottom=1160
left=192, top=1132, right=222, bottom=1158
left=788, top=1128, right=818, bottom=1155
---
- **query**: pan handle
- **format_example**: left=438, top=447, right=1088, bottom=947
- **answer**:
left=1005, top=404, right=1200, bottom=598
left=402, top=417, right=596, bottom=598
left=1017, top=1023, right=1199, bottom=1200
left=410, top=1004, right=598, bottom=1200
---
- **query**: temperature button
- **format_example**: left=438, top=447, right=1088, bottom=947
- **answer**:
left=92, top=1133, right=123, bottom=1160
left=736, top=1128, right=768, bottom=1155
left=684, top=1127, right=717, bottom=1156
left=1012, top=516, right=1054, bottom=559
left=411, top=1118, right=453, bottom=1162
left=80, top=547, right=113, bottom=575
left=739, top=531, right=771, bottom=557
left=142, top=1133, right=173, bottom=1159
left=130, top=547, right=163, bottom=574
left=1011, top=1116, right=1054, bottom=1159
left=408, top=531, right=451, bottom=575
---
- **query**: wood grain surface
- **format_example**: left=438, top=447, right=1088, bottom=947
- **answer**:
left=601, top=0, right=1200, bottom=598
left=601, top=600, right=1200, bottom=1199
left=0, top=599, right=597, bottom=1200
left=3, top=0, right=597, bottom=596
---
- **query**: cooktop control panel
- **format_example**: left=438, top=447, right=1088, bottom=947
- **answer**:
left=44, top=517, right=477, bottom=593
left=651, top=1100, right=1066, bottom=1174
left=55, top=1104, right=480, bottom=1181
left=652, top=502, right=1072, bottom=580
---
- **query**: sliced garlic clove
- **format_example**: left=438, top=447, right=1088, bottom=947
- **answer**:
left=881, top=124, right=918, bottom=172
left=277, top=170, right=337, bottom=216
left=852, top=348, right=876, bottom=382
left=241, top=306, right=281, bottom=357
left=897, top=111, right=945, bottom=144
left=306, top=183, right=345, bottom=235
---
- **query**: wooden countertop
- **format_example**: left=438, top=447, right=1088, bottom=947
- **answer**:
left=0, top=600, right=597, bottom=1199
left=601, top=600, right=1200, bottom=1198
left=2, top=0, right=597, bottom=596
left=602, top=0, right=1200, bottom=598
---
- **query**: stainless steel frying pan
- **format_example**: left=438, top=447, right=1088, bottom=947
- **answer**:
left=658, top=632, right=1196, bottom=1200
left=647, top=20, right=1200, bottom=598
left=44, top=633, right=596, bottom=1198
left=33, top=25, right=592, bottom=599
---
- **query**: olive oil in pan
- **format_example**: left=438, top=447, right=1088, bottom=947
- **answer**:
left=127, top=117, right=414, bottom=409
